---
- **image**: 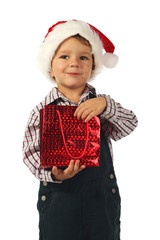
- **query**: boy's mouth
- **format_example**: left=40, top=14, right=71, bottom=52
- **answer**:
left=67, top=72, right=80, bottom=76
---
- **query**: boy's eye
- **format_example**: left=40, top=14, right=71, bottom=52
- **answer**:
left=80, top=56, right=88, bottom=60
left=60, top=55, right=69, bottom=59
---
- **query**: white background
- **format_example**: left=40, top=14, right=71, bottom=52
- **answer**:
left=0, top=0, right=160, bottom=239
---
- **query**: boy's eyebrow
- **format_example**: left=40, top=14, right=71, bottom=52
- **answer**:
left=57, top=51, right=69, bottom=55
left=80, top=52, right=92, bottom=56
left=57, top=51, right=91, bottom=56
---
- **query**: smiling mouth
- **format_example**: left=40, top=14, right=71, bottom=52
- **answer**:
left=67, top=73, right=80, bottom=76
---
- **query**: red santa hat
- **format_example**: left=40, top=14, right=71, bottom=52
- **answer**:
left=37, top=20, right=118, bottom=81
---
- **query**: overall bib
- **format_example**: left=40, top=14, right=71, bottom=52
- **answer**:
left=37, top=95, right=121, bottom=240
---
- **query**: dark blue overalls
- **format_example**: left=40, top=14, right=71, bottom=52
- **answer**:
left=37, top=95, right=121, bottom=240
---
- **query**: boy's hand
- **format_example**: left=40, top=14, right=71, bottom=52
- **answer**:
left=52, top=160, right=86, bottom=181
left=74, top=97, right=107, bottom=122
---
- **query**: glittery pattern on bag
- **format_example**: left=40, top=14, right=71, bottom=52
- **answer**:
left=40, top=105, right=100, bottom=168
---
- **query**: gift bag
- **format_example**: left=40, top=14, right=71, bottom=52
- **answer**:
left=40, top=105, right=100, bottom=168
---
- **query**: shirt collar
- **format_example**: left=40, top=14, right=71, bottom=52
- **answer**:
left=51, top=83, right=96, bottom=103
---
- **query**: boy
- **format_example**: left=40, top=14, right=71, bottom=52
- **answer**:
left=23, top=20, right=138, bottom=240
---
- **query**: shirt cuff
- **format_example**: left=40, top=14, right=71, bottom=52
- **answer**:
left=41, top=169, right=63, bottom=184
left=97, top=94, right=116, bottom=119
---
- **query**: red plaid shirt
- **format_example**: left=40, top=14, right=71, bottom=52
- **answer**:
left=22, top=83, right=138, bottom=183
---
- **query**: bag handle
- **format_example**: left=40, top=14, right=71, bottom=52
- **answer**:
left=56, top=110, right=89, bottom=159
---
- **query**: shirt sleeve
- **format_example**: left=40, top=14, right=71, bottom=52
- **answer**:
left=22, top=109, right=62, bottom=183
left=97, top=94, right=138, bottom=141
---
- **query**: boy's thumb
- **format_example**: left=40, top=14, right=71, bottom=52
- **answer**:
left=53, top=166, right=57, bottom=173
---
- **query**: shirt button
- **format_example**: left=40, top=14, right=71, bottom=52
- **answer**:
left=112, top=188, right=116, bottom=194
left=109, top=174, right=114, bottom=180
left=41, top=195, right=46, bottom=201
left=43, top=181, right=48, bottom=186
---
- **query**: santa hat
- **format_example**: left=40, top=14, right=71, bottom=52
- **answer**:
left=37, top=20, right=118, bottom=81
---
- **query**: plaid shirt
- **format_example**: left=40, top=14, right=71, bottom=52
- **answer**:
left=23, top=83, right=138, bottom=183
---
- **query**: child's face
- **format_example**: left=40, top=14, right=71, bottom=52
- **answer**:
left=50, top=37, right=93, bottom=91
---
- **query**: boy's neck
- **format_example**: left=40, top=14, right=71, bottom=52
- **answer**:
left=57, top=85, right=86, bottom=104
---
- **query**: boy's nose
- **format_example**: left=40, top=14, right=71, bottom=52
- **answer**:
left=69, top=58, right=79, bottom=67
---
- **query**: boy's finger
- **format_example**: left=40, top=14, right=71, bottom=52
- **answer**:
left=79, top=165, right=86, bottom=171
left=76, top=107, right=88, bottom=120
left=53, top=166, right=57, bottom=173
left=74, top=106, right=81, bottom=116
left=74, top=104, right=86, bottom=117
left=74, top=160, right=80, bottom=171
left=53, top=166, right=62, bottom=176
left=80, top=109, right=91, bottom=121
left=64, top=160, right=74, bottom=174
left=74, top=109, right=78, bottom=116
left=85, top=112, right=95, bottom=122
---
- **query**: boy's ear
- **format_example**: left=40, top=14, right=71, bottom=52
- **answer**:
left=49, top=70, right=54, bottom=78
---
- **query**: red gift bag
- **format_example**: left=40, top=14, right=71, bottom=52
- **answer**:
left=40, top=105, right=100, bottom=168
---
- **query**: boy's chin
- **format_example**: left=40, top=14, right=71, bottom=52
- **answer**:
left=62, top=80, right=87, bottom=89
left=67, top=83, right=86, bottom=89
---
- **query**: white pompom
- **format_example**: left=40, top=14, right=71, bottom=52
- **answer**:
left=102, top=52, right=119, bottom=68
